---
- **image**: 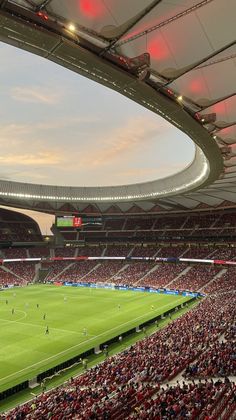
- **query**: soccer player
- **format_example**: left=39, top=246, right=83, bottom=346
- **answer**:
left=12, top=308, right=14, bottom=315
left=83, top=328, right=87, bottom=336
left=151, top=305, right=154, bottom=310
left=36, top=303, right=39, bottom=309
left=82, top=359, right=88, bottom=370
left=43, top=313, right=46, bottom=320
left=104, top=345, right=109, bottom=357
left=118, top=304, right=121, bottom=310
left=6, top=299, right=8, bottom=305
left=45, top=326, right=49, bottom=335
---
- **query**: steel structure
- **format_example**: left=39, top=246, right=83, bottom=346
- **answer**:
left=0, top=0, right=235, bottom=214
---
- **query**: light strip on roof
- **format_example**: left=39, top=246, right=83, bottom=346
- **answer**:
left=0, top=154, right=209, bottom=202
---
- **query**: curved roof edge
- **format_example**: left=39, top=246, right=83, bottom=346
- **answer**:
left=0, top=4, right=223, bottom=210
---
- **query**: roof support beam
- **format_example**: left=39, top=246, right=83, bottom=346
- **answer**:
left=196, top=51, right=236, bottom=70
left=215, top=122, right=236, bottom=132
left=200, top=93, right=236, bottom=111
left=37, top=0, right=53, bottom=11
left=103, top=0, right=163, bottom=54
left=115, top=0, right=214, bottom=48
left=23, top=0, right=36, bottom=7
left=164, top=41, right=236, bottom=86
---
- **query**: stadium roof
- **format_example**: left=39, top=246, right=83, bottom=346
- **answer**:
left=0, top=0, right=235, bottom=215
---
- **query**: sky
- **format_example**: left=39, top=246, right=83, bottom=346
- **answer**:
left=0, top=42, right=194, bottom=233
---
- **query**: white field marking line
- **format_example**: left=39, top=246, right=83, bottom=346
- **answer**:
left=59, top=294, right=147, bottom=303
left=0, top=310, right=27, bottom=325
left=0, top=296, right=187, bottom=383
left=0, top=316, right=96, bottom=338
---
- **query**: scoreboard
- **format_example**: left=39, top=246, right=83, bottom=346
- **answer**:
left=56, top=216, right=102, bottom=228
left=56, top=216, right=82, bottom=228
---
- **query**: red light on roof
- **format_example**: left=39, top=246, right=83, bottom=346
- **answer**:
left=167, top=88, right=174, bottom=96
left=80, top=0, right=104, bottom=18
left=147, top=36, right=170, bottom=61
left=36, top=11, right=49, bottom=20
left=195, top=112, right=201, bottom=120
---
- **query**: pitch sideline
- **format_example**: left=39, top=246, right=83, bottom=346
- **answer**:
left=0, top=296, right=188, bottom=384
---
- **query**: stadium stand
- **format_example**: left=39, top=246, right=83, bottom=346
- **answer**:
left=5, top=262, right=36, bottom=283
left=138, top=263, right=188, bottom=288
left=0, top=208, right=42, bottom=242
left=56, top=261, right=99, bottom=282
left=0, top=269, right=21, bottom=286
left=0, top=207, right=236, bottom=418
left=59, top=211, right=236, bottom=245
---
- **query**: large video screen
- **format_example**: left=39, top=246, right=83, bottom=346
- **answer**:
left=56, top=216, right=82, bottom=228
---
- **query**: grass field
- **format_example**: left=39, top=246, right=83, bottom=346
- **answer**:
left=0, top=285, right=191, bottom=392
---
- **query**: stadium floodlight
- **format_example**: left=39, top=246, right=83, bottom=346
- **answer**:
left=68, top=23, right=76, bottom=32
left=201, top=113, right=217, bottom=124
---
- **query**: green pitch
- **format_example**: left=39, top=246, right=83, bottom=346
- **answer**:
left=0, top=285, right=191, bottom=392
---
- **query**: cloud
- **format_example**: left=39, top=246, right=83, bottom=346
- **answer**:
left=35, top=115, right=100, bottom=130
left=116, top=163, right=187, bottom=181
left=79, top=116, right=169, bottom=168
left=0, top=170, right=49, bottom=182
left=0, top=123, right=31, bottom=137
left=0, top=152, right=62, bottom=166
left=0, top=116, right=99, bottom=141
left=11, top=86, right=62, bottom=104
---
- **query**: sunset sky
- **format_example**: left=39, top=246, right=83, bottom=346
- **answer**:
left=0, top=42, right=194, bottom=233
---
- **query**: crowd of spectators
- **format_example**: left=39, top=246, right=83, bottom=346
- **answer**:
left=0, top=243, right=235, bottom=293
left=0, top=269, right=21, bottom=286
left=202, top=267, right=236, bottom=294
left=139, top=263, right=187, bottom=288
left=54, top=247, right=77, bottom=257
left=211, top=247, right=236, bottom=260
left=128, top=380, right=235, bottom=420
left=184, top=339, right=235, bottom=379
left=153, top=216, right=187, bottom=229
left=124, top=217, right=156, bottom=230
left=182, top=246, right=214, bottom=259
left=60, top=231, right=78, bottom=241
left=2, top=248, right=28, bottom=259
left=105, top=246, right=133, bottom=257
left=184, top=214, right=216, bottom=229
left=85, top=261, right=125, bottom=283
left=170, top=265, right=221, bottom=291
left=77, top=212, right=236, bottom=243
left=45, top=261, right=74, bottom=281
left=131, top=246, right=159, bottom=257
left=117, top=262, right=155, bottom=284
left=7, top=262, right=35, bottom=282
left=28, top=247, right=50, bottom=258
left=56, top=261, right=99, bottom=282
left=104, top=219, right=125, bottom=230
left=157, top=246, right=187, bottom=258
